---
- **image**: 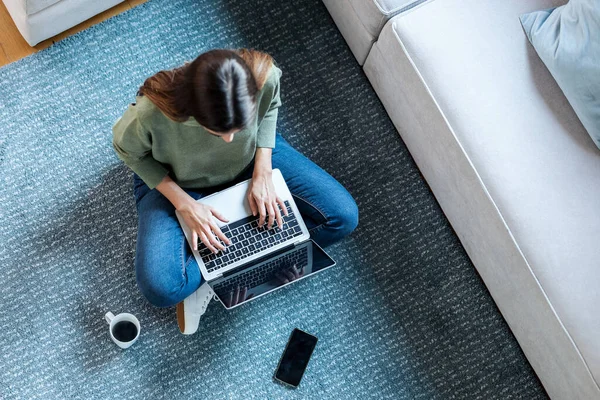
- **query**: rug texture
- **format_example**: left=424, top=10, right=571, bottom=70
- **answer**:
left=0, top=0, right=548, bottom=399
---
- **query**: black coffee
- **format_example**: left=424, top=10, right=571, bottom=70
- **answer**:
left=112, top=321, right=138, bottom=342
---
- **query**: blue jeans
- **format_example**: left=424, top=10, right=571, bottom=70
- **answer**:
left=133, top=134, right=358, bottom=307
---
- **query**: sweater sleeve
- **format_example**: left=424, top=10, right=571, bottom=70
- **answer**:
left=112, top=103, right=170, bottom=189
left=256, top=64, right=282, bottom=148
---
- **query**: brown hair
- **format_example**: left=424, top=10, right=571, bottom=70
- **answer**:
left=138, top=48, right=274, bottom=132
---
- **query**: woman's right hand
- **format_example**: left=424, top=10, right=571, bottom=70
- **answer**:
left=177, top=201, right=231, bottom=253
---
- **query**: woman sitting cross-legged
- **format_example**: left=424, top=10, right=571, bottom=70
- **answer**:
left=112, top=48, right=358, bottom=334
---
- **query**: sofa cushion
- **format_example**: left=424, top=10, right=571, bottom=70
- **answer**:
left=323, top=0, right=427, bottom=64
left=350, top=0, right=427, bottom=39
left=520, top=0, right=600, bottom=150
left=25, top=0, right=61, bottom=15
left=2, top=0, right=124, bottom=46
left=363, top=0, right=600, bottom=397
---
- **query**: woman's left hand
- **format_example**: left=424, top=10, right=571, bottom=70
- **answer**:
left=248, top=168, right=288, bottom=229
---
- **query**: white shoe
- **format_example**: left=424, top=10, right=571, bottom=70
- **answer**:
left=176, top=282, right=213, bottom=335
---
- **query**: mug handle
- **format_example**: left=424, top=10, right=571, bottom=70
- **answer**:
left=105, top=312, right=115, bottom=325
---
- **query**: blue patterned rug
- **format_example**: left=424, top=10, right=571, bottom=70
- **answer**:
left=0, top=0, right=547, bottom=398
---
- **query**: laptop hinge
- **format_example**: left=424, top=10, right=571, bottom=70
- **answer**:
left=221, top=243, right=296, bottom=278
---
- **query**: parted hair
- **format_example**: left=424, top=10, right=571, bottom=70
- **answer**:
left=138, top=48, right=274, bottom=133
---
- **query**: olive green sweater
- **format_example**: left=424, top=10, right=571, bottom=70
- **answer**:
left=112, top=64, right=282, bottom=189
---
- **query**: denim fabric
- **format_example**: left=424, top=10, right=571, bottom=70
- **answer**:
left=132, top=133, right=358, bottom=307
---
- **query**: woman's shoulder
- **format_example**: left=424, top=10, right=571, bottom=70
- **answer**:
left=258, top=61, right=282, bottom=98
left=133, top=94, right=159, bottom=116
left=125, top=94, right=169, bottom=127
left=268, top=61, right=282, bottom=85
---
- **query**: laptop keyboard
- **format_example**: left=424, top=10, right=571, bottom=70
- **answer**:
left=198, top=200, right=303, bottom=273
left=212, top=245, right=309, bottom=294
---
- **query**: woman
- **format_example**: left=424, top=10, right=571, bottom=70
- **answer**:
left=112, top=48, right=358, bottom=333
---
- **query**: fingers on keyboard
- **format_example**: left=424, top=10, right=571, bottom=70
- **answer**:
left=201, top=209, right=302, bottom=273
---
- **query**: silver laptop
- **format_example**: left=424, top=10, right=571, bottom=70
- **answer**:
left=175, top=169, right=335, bottom=309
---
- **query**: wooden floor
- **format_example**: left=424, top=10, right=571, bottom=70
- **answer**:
left=0, top=0, right=147, bottom=67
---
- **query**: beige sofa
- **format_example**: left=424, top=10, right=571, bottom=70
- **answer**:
left=323, top=1, right=600, bottom=399
left=2, top=0, right=124, bottom=46
left=323, top=0, right=425, bottom=65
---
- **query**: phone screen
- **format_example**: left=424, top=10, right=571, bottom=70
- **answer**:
left=274, top=329, right=318, bottom=387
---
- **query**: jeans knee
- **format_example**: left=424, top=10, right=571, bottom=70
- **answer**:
left=136, top=261, right=184, bottom=308
left=338, top=199, right=359, bottom=236
left=327, top=195, right=359, bottom=239
left=138, top=280, right=180, bottom=308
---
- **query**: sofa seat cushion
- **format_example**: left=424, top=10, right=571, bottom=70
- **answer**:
left=2, top=0, right=124, bottom=45
left=365, top=0, right=600, bottom=395
left=25, top=0, right=61, bottom=15
left=350, top=0, right=427, bottom=39
left=323, top=0, right=426, bottom=64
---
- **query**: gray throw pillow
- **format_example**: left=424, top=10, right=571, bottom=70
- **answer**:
left=520, top=0, right=600, bottom=150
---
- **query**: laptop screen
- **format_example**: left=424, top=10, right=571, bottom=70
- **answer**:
left=210, top=240, right=335, bottom=309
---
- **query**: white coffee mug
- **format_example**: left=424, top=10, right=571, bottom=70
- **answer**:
left=105, top=312, right=141, bottom=349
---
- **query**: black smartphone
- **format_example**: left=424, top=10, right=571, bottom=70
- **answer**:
left=274, top=328, right=318, bottom=388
